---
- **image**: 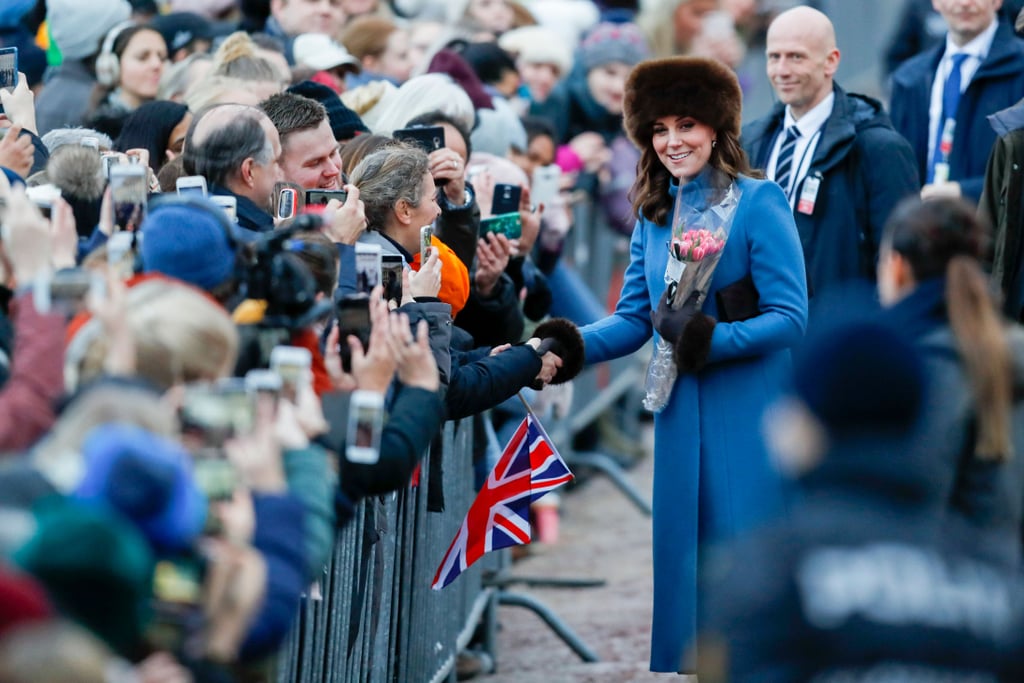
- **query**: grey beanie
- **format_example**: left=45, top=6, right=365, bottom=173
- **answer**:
left=578, top=22, right=649, bottom=73
left=48, top=0, right=132, bottom=60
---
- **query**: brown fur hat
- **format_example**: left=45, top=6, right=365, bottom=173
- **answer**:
left=623, top=57, right=742, bottom=149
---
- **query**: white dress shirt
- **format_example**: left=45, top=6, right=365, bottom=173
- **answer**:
left=768, top=92, right=835, bottom=206
left=926, top=19, right=998, bottom=166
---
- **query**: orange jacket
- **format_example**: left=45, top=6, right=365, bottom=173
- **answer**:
left=410, top=236, right=469, bottom=317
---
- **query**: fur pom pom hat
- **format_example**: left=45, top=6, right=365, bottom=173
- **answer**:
left=623, top=56, right=742, bottom=148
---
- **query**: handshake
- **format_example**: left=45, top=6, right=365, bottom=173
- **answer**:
left=526, top=318, right=585, bottom=390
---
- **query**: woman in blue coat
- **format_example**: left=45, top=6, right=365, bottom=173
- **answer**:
left=580, top=57, right=808, bottom=673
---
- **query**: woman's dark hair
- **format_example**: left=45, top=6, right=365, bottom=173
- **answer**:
left=630, top=127, right=757, bottom=227
left=115, top=100, right=190, bottom=173
left=87, top=25, right=167, bottom=139
left=884, top=196, right=1012, bottom=461
left=461, top=41, right=518, bottom=87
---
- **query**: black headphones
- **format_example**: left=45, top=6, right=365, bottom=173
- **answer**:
left=135, top=193, right=250, bottom=289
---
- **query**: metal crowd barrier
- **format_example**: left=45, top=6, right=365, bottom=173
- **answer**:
left=277, top=418, right=497, bottom=683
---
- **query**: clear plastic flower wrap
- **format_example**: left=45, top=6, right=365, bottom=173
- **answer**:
left=643, top=168, right=743, bottom=413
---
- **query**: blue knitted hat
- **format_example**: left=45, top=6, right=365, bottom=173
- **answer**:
left=140, top=198, right=236, bottom=292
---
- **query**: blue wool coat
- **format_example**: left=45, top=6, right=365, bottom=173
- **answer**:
left=889, top=19, right=1024, bottom=203
left=581, top=174, right=808, bottom=672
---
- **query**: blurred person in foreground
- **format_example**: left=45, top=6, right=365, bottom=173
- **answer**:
left=877, top=196, right=1024, bottom=560
left=698, top=311, right=1024, bottom=682
left=579, top=55, right=807, bottom=673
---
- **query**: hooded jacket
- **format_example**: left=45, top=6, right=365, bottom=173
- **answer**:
left=979, top=97, right=1024, bottom=321
left=742, top=84, right=919, bottom=296
left=887, top=278, right=1024, bottom=557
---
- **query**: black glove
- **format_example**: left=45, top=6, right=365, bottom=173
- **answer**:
left=650, top=289, right=701, bottom=345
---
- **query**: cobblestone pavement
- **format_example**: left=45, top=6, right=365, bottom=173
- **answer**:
left=478, top=427, right=694, bottom=683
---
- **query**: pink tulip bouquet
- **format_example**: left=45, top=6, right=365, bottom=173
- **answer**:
left=643, top=173, right=742, bottom=412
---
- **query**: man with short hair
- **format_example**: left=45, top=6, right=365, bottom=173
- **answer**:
left=742, top=6, right=918, bottom=296
left=183, top=104, right=283, bottom=233
left=890, top=0, right=1024, bottom=203
left=259, top=92, right=343, bottom=191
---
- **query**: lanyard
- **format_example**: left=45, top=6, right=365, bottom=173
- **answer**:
left=771, top=126, right=822, bottom=199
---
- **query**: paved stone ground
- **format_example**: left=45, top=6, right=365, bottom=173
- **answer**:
left=478, top=427, right=693, bottom=683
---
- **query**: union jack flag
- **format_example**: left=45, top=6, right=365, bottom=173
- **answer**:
left=431, top=413, right=574, bottom=590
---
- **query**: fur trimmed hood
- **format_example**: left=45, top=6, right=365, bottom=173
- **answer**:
left=623, top=56, right=742, bottom=148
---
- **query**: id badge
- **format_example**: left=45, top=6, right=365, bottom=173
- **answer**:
left=797, top=174, right=821, bottom=215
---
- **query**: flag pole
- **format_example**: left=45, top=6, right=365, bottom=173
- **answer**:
left=516, top=391, right=537, bottom=419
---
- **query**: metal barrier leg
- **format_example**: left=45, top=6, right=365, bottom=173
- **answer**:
left=564, top=451, right=653, bottom=516
left=496, top=591, right=600, bottom=662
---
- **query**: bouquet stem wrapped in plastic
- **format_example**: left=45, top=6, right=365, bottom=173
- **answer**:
left=643, top=168, right=742, bottom=413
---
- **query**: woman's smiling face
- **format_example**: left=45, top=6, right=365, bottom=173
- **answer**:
left=651, top=114, right=716, bottom=182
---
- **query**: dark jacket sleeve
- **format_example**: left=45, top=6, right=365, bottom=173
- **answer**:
left=340, top=386, right=445, bottom=499
left=26, top=129, right=49, bottom=177
left=455, top=272, right=525, bottom=347
left=434, top=185, right=481, bottom=270
left=240, top=493, right=307, bottom=660
left=444, top=345, right=542, bottom=420
left=0, top=293, right=65, bottom=454
left=855, top=127, right=921, bottom=273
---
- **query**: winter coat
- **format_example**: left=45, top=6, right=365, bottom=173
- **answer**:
left=979, top=98, right=1024, bottom=321
left=0, top=293, right=66, bottom=454
left=889, top=20, right=1024, bottom=202
left=532, top=72, right=623, bottom=146
left=445, top=343, right=542, bottom=421
left=700, top=434, right=1024, bottom=682
left=886, top=278, right=1024, bottom=559
left=742, top=84, right=919, bottom=295
left=35, top=59, right=95, bottom=136
left=580, top=173, right=808, bottom=672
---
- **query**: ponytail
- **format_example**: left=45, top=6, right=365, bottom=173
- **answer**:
left=946, top=256, right=1013, bottom=461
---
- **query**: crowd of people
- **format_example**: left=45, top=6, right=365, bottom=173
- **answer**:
left=0, top=0, right=1024, bottom=681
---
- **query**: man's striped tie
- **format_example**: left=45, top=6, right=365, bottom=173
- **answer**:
left=774, top=125, right=801, bottom=199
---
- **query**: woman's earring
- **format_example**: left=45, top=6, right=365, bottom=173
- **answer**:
left=712, top=140, right=717, bottom=148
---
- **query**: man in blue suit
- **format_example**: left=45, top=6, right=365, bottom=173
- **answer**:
left=889, top=0, right=1024, bottom=204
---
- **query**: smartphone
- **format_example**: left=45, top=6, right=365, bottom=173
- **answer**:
left=0, top=47, right=16, bottom=114
left=380, top=254, right=403, bottom=306
left=346, top=390, right=384, bottom=464
left=336, top=294, right=371, bottom=373
left=354, top=243, right=382, bottom=294
left=393, top=125, right=446, bottom=154
left=491, top=183, right=522, bottom=216
left=274, top=182, right=304, bottom=221
left=176, top=175, right=208, bottom=197
left=107, top=231, right=136, bottom=278
left=101, top=151, right=123, bottom=178
left=269, top=345, right=312, bottom=403
left=531, top=164, right=561, bottom=208
left=109, top=163, right=148, bottom=232
left=49, top=269, right=97, bottom=302
left=149, top=555, right=206, bottom=654
left=180, top=381, right=256, bottom=451
left=420, top=225, right=433, bottom=263
left=305, top=189, right=348, bottom=207
left=480, top=212, right=522, bottom=239
left=25, top=183, right=61, bottom=220
left=210, top=195, right=237, bottom=222
left=192, top=457, right=237, bottom=503
left=80, top=136, right=100, bottom=151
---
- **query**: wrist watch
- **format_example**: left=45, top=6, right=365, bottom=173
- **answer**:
left=440, top=184, right=474, bottom=211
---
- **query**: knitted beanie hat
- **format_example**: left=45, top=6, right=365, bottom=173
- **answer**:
left=578, top=22, right=649, bottom=73
left=140, top=198, right=236, bottom=292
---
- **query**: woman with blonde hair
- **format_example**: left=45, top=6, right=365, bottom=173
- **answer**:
left=340, top=15, right=414, bottom=87
left=67, top=279, right=239, bottom=393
